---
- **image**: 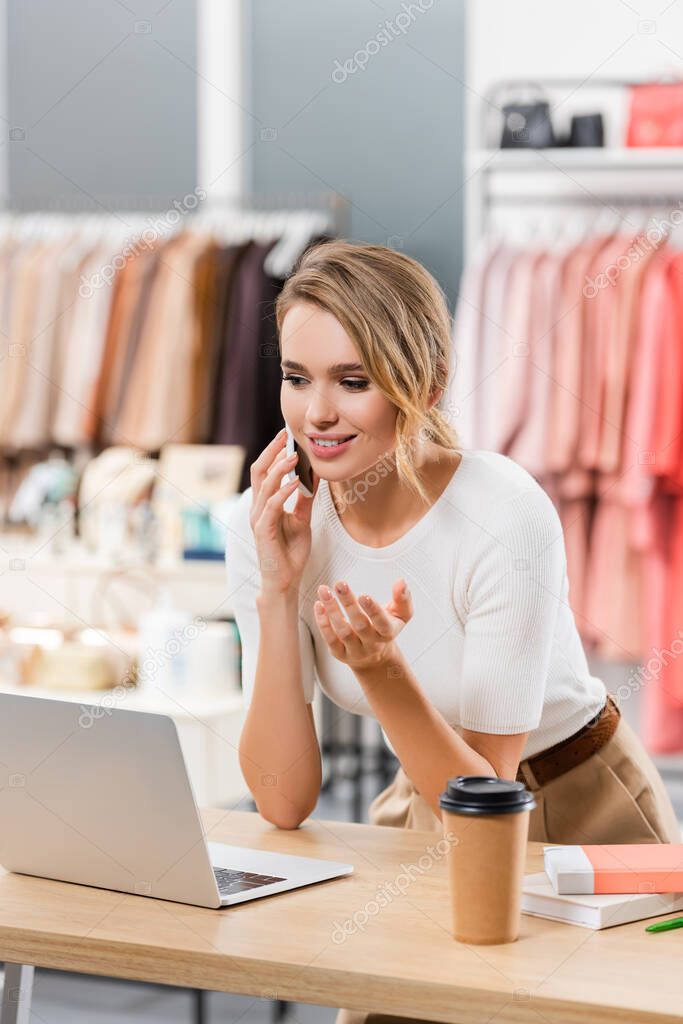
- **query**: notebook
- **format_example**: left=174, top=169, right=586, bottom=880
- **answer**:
left=544, top=844, right=683, bottom=895
left=521, top=872, right=683, bottom=929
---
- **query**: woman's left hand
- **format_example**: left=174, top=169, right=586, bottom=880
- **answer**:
left=314, top=578, right=413, bottom=671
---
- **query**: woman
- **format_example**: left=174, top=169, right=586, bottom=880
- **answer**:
left=226, top=239, right=679, bottom=1021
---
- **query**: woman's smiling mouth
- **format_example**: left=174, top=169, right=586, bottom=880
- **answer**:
left=306, top=434, right=357, bottom=458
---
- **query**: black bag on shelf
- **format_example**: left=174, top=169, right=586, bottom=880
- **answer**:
left=500, top=86, right=557, bottom=149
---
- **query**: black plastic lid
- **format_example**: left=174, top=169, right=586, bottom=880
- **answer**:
left=439, top=775, right=536, bottom=816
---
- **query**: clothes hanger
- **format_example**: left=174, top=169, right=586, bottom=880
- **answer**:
left=514, top=210, right=545, bottom=250
left=266, top=211, right=333, bottom=277
left=590, top=204, right=623, bottom=241
left=620, top=204, right=649, bottom=239
left=484, top=217, right=505, bottom=251
left=662, top=204, right=683, bottom=251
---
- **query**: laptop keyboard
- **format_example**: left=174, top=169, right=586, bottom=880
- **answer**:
left=212, top=866, right=286, bottom=896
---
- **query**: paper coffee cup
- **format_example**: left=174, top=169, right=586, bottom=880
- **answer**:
left=439, top=776, right=536, bottom=944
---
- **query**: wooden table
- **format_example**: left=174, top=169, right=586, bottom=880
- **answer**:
left=0, top=809, right=681, bottom=1024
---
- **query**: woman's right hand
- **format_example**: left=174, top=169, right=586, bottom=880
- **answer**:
left=249, top=428, right=319, bottom=596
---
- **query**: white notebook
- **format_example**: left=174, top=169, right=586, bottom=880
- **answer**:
left=522, top=873, right=683, bottom=929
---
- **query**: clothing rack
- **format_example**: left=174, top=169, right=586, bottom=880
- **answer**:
left=0, top=189, right=349, bottom=464
left=0, top=191, right=350, bottom=279
left=0, top=190, right=348, bottom=215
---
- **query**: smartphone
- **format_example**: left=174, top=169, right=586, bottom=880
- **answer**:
left=284, top=422, right=315, bottom=497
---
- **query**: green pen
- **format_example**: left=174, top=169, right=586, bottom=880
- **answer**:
left=646, top=916, right=683, bottom=933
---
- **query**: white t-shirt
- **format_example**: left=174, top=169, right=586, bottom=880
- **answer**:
left=225, top=449, right=606, bottom=761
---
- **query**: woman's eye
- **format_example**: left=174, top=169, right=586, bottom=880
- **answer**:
left=281, top=374, right=368, bottom=391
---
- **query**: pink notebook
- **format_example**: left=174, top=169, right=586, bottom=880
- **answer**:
left=544, top=844, right=683, bottom=895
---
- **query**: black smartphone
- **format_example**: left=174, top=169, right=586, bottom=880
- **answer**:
left=284, top=422, right=315, bottom=497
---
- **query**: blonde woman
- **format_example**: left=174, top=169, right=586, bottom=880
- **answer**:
left=226, top=240, right=679, bottom=1023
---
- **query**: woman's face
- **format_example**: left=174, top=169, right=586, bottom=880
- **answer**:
left=280, top=301, right=398, bottom=484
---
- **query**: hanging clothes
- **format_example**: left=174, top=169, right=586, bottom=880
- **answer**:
left=191, top=242, right=252, bottom=444
left=445, top=228, right=683, bottom=752
left=211, top=238, right=282, bottom=490
left=0, top=208, right=334, bottom=463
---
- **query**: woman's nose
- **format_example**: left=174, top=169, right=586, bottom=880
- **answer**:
left=307, top=391, right=339, bottom=425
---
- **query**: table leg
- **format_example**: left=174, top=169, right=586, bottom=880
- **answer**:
left=271, top=999, right=290, bottom=1021
left=193, top=988, right=207, bottom=1024
left=1, top=964, right=34, bottom=1024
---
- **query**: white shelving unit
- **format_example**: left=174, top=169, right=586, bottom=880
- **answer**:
left=467, top=146, right=683, bottom=169
left=462, top=67, right=683, bottom=785
left=0, top=540, right=328, bottom=808
left=0, top=544, right=230, bottom=622
left=465, top=144, right=683, bottom=261
left=0, top=540, right=251, bottom=807
left=463, top=63, right=683, bottom=260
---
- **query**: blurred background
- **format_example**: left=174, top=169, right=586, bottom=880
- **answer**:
left=2, top=0, right=683, bottom=1019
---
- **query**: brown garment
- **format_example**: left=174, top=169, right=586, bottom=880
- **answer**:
left=190, top=240, right=220, bottom=442
left=107, top=244, right=165, bottom=429
left=211, top=238, right=282, bottom=487
left=190, top=242, right=250, bottom=442
left=87, top=246, right=158, bottom=446
left=0, top=241, right=50, bottom=449
left=115, top=231, right=209, bottom=449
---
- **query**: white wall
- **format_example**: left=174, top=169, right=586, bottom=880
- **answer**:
left=466, top=0, right=683, bottom=149
left=464, top=0, right=683, bottom=253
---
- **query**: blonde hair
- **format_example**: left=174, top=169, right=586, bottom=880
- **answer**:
left=275, top=239, right=460, bottom=504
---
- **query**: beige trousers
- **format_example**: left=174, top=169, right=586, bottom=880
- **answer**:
left=335, top=714, right=680, bottom=1024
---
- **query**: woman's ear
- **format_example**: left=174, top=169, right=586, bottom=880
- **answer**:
left=427, top=384, right=444, bottom=410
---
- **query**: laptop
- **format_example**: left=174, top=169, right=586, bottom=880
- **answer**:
left=0, top=692, right=353, bottom=909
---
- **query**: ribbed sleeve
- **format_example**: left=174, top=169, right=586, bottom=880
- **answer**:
left=457, top=486, right=564, bottom=733
left=224, top=488, right=316, bottom=710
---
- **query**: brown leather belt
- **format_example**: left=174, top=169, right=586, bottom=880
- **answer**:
left=516, top=694, right=621, bottom=788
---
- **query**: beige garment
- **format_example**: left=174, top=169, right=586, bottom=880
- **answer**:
left=335, top=709, right=680, bottom=1024
left=0, top=240, right=18, bottom=446
left=9, top=237, right=77, bottom=450
left=94, top=243, right=162, bottom=445
left=0, top=241, right=49, bottom=448
left=52, top=239, right=120, bottom=447
left=115, top=232, right=209, bottom=450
